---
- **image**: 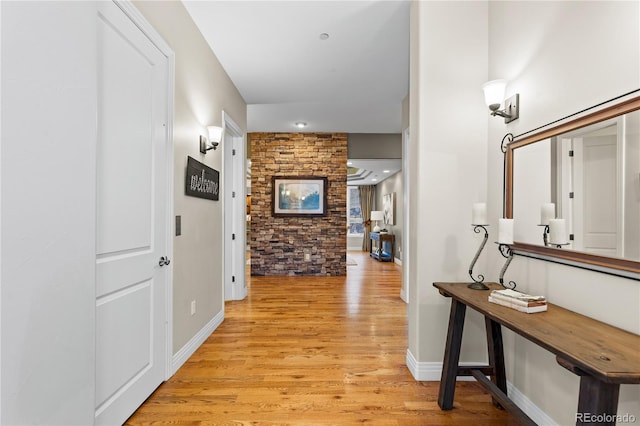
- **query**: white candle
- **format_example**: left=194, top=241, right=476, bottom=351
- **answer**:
left=498, top=218, right=514, bottom=244
left=472, top=203, right=487, bottom=225
left=541, top=203, right=555, bottom=225
left=549, top=218, right=568, bottom=245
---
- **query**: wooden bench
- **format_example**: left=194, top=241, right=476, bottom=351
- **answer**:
left=433, top=282, right=640, bottom=426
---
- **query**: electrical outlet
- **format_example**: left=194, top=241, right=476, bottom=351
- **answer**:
left=190, top=300, right=196, bottom=316
left=304, top=253, right=311, bottom=261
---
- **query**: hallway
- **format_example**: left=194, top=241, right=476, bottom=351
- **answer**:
left=126, top=251, right=515, bottom=425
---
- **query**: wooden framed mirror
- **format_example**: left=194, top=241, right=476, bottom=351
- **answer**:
left=505, top=94, right=640, bottom=279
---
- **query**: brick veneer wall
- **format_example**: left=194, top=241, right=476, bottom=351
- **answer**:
left=250, top=132, right=347, bottom=276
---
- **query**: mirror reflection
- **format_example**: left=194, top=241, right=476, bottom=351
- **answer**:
left=512, top=109, right=640, bottom=261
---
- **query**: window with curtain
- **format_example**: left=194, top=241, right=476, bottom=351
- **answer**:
left=347, top=186, right=364, bottom=235
left=358, top=185, right=375, bottom=252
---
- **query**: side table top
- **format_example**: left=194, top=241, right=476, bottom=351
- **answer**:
left=433, top=282, right=640, bottom=384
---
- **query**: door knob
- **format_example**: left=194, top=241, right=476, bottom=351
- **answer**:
left=159, top=256, right=171, bottom=266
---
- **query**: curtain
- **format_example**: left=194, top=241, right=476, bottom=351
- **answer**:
left=359, top=185, right=375, bottom=252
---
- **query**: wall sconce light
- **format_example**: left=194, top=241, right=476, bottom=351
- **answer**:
left=482, top=79, right=519, bottom=123
left=199, top=125, right=223, bottom=154
left=370, top=210, right=384, bottom=233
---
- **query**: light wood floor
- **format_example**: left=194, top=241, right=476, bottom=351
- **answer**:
left=126, top=251, right=517, bottom=425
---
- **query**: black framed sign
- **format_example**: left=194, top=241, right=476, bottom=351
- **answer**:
left=185, top=156, right=219, bottom=201
left=272, top=176, right=327, bottom=217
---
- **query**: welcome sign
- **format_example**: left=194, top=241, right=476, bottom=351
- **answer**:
left=185, top=156, right=219, bottom=201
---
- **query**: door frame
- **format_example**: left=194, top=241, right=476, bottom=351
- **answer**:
left=401, top=126, right=410, bottom=303
left=112, top=0, right=175, bottom=380
left=223, top=111, right=247, bottom=301
left=0, top=2, right=3, bottom=418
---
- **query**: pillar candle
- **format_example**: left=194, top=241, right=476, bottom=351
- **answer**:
left=541, top=203, right=555, bottom=225
left=472, top=203, right=487, bottom=225
left=549, top=218, right=568, bottom=245
left=498, top=218, right=514, bottom=244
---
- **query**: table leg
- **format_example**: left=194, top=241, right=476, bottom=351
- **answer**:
left=437, top=299, right=466, bottom=410
left=485, top=317, right=507, bottom=408
left=575, top=376, right=620, bottom=426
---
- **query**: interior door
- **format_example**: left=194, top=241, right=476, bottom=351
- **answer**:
left=573, top=130, right=620, bottom=256
left=95, top=2, right=169, bottom=424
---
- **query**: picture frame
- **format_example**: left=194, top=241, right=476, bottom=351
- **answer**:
left=272, top=176, right=328, bottom=217
left=383, top=192, right=395, bottom=225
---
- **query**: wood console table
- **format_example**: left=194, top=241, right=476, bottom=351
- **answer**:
left=370, top=232, right=394, bottom=262
left=433, top=282, right=640, bottom=426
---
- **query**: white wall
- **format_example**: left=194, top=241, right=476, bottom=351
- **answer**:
left=408, top=0, right=489, bottom=364
left=410, top=1, right=639, bottom=424
left=486, top=2, right=640, bottom=424
left=347, top=234, right=363, bottom=251
left=1, top=2, right=97, bottom=424
left=133, top=1, right=247, bottom=355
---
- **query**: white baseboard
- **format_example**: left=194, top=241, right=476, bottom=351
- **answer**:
left=406, top=350, right=477, bottom=382
left=400, top=288, right=407, bottom=303
left=394, top=257, right=402, bottom=265
left=406, top=349, right=557, bottom=425
left=507, top=382, right=557, bottom=425
left=171, top=310, right=224, bottom=375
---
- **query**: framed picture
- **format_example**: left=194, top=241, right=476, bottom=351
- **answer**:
left=383, top=192, right=395, bottom=225
left=272, top=176, right=328, bottom=216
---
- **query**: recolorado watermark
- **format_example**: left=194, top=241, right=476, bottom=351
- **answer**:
left=576, top=413, right=636, bottom=423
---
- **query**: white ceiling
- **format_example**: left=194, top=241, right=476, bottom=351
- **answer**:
left=182, top=0, right=410, bottom=133
left=347, top=159, right=402, bottom=186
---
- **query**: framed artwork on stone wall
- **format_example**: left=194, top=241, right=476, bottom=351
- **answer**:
left=383, top=192, right=395, bottom=225
left=272, top=176, right=328, bottom=217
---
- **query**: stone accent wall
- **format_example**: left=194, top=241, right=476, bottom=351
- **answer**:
left=250, top=133, right=347, bottom=276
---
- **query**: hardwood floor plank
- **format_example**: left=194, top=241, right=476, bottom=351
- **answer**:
left=126, top=251, right=520, bottom=425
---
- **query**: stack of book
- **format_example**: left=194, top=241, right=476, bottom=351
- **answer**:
left=488, top=289, right=547, bottom=313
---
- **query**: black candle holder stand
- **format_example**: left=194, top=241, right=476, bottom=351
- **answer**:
left=497, top=243, right=517, bottom=290
left=468, top=225, right=490, bottom=290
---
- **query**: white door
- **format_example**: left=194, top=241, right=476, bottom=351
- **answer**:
left=223, top=113, right=247, bottom=300
left=573, top=128, right=620, bottom=256
left=95, top=2, right=169, bottom=424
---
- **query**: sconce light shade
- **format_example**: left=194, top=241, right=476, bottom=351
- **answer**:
left=207, top=126, right=223, bottom=143
left=482, top=79, right=519, bottom=123
left=482, top=79, right=507, bottom=111
left=200, top=126, right=223, bottom=154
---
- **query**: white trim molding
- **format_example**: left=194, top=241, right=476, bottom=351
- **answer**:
left=222, top=110, right=247, bottom=301
left=114, top=0, right=176, bottom=382
left=172, top=310, right=224, bottom=375
left=507, top=382, right=557, bottom=425
left=406, top=349, right=557, bottom=425
left=406, top=350, right=477, bottom=382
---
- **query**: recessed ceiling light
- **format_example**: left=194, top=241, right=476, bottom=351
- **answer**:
left=319, top=33, right=330, bottom=40
left=295, top=122, right=307, bottom=129
left=372, top=178, right=377, bottom=182
left=383, top=170, right=390, bottom=173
